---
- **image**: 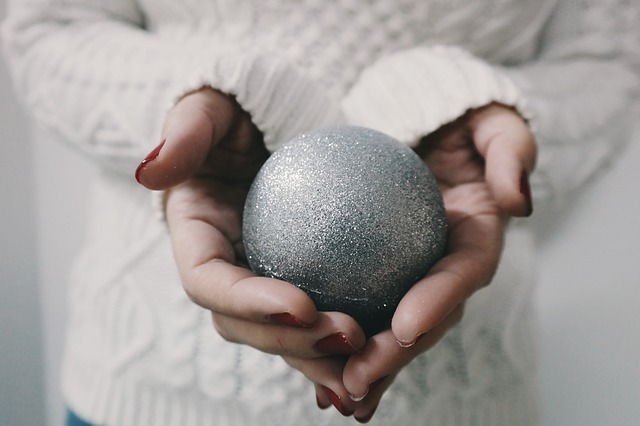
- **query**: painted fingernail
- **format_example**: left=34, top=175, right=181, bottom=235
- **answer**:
left=135, top=139, right=165, bottom=183
left=321, top=386, right=354, bottom=416
left=315, top=333, right=359, bottom=355
left=349, top=376, right=389, bottom=402
left=520, top=170, right=533, bottom=216
left=267, top=313, right=313, bottom=328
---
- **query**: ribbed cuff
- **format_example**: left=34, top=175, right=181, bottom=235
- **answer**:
left=342, top=45, right=532, bottom=146
left=152, top=50, right=345, bottom=222
left=168, top=49, right=344, bottom=152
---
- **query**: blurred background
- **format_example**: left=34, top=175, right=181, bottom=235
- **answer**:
left=1, top=1, right=639, bottom=425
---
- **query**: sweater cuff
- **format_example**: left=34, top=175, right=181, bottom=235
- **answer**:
left=154, top=50, right=345, bottom=222
left=167, top=49, right=344, bottom=152
left=342, top=45, right=532, bottom=146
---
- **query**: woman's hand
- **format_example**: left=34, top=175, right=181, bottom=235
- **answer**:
left=135, top=87, right=366, bottom=359
left=287, top=103, right=536, bottom=422
left=136, top=93, right=535, bottom=422
left=393, top=102, right=536, bottom=345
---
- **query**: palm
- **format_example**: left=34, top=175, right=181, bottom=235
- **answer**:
left=175, top=115, right=269, bottom=266
left=415, top=115, right=506, bottom=292
left=387, top=111, right=511, bottom=347
left=152, top=90, right=362, bottom=362
left=291, top=112, right=514, bottom=419
left=312, top=105, right=535, bottom=419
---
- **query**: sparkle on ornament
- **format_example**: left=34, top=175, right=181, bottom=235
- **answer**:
left=243, top=125, right=447, bottom=336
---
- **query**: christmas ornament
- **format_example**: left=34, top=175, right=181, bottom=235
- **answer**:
left=243, top=126, right=447, bottom=336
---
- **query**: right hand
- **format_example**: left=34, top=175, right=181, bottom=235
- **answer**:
left=135, top=87, right=366, bottom=359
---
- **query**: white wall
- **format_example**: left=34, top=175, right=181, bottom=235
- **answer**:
left=534, top=127, right=640, bottom=426
left=0, top=2, right=46, bottom=425
left=1, top=2, right=90, bottom=425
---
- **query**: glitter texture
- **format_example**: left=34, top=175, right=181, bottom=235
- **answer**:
left=243, top=126, right=447, bottom=336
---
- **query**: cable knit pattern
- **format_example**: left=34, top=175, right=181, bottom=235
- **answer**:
left=2, top=1, right=639, bottom=425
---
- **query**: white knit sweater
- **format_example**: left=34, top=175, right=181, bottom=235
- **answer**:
left=2, top=1, right=639, bottom=425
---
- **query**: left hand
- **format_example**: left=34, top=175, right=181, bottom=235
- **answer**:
left=286, top=103, right=536, bottom=422
left=137, top=88, right=367, bottom=360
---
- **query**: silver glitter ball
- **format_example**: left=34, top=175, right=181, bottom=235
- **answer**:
left=243, top=126, right=447, bottom=336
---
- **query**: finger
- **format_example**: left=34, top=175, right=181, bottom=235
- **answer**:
left=180, top=252, right=320, bottom=327
left=469, top=103, right=537, bottom=216
left=414, top=118, right=482, bottom=188
left=165, top=182, right=320, bottom=326
left=354, top=404, right=379, bottom=424
left=136, top=88, right=238, bottom=189
left=172, top=204, right=305, bottom=320
left=315, top=383, right=333, bottom=410
left=212, top=311, right=366, bottom=358
left=392, top=193, right=503, bottom=345
left=352, top=374, right=394, bottom=423
left=344, top=306, right=464, bottom=404
left=286, top=356, right=360, bottom=417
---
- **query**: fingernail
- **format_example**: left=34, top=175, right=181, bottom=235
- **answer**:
left=135, top=139, right=165, bottom=183
left=267, top=313, right=313, bottom=328
left=315, top=333, right=359, bottom=355
left=321, top=386, right=354, bottom=416
left=349, top=392, right=367, bottom=402
left=396, top=337, right=417, bottom=348
left=349, top=376, right=389, bottom=402
left=355, top=404, right=379, bottom=424
left=519, top=170, right=533, bottom=216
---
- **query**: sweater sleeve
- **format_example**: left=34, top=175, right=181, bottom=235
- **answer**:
left=342, top=0, right=640, bottom=207
left=502, top=0, right=640, bottom=206
left=0, top=0, right=342, bottom=175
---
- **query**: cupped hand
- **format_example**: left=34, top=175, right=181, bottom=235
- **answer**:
left=288, top=103, right=536, bottom=422
left=135, top=87, right=366, bottom=359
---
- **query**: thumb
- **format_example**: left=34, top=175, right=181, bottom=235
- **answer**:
left=470, top=104, right=537, bottom=217
left=135, top=88, right=237, bottom=190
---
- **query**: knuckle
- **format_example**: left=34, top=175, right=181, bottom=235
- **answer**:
left=211, top=315, right=241, bottom=344
left=181, top=267, right=212, bottom=308
left=449, top=305, right=466, bottom=326
left=181, top=281, right=198, bottom=304
left=270, top=333, right=289, bottom=354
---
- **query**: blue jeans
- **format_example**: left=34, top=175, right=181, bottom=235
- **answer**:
left=66, top=409, right=94, bottom=426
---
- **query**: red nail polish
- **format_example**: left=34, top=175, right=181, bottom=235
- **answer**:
left=315, top=333, right=358, bottom=355
left=520, top=171, right=533, bottom=216
left=321, top=386, right=354, bottom=416
left=135, top=139, right=165, bottom=183
left=267, top=313, right=312, bottom=328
